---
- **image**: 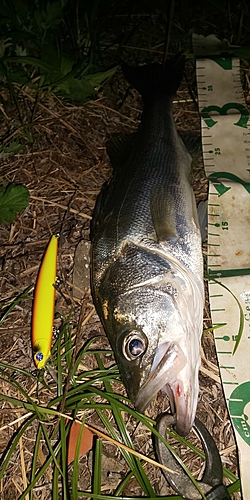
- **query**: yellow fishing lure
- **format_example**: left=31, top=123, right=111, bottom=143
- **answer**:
left=32, top=235, right=58, bottom=369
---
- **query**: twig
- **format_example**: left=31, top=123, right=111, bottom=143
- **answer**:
left=30, top=195, right=92, bottom=220
left=21, top=89, right=98, bottom=160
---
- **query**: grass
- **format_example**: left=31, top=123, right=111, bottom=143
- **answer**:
left=1, top=0, right=250, bottom=156
left=0, top=289, right=240, bottom=499
left=0, top=0, right=118, bottom=156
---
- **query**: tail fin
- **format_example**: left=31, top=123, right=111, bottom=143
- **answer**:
left=122, top=54, right=185, bottom=98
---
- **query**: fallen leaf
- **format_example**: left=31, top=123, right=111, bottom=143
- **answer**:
left=67, top=421, right=94, bottom=465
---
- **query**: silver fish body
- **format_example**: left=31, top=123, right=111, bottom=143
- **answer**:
left=90, top=58, right=204, bottom=436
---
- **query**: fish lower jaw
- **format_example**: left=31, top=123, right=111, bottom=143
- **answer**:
left=136, top=377, right=196, bottom=437
left=134, top=341, right=197, bottom=437
left=134, top=341, right=187, bottom=412
left=164, top=380, right=196, bottom=437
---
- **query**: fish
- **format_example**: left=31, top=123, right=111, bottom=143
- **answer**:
left=90, top=56, right=204, bottom=436
left=32, top=234, right=58, bottom=369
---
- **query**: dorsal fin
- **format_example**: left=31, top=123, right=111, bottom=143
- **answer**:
left=90, top=181, right=109, bottom=239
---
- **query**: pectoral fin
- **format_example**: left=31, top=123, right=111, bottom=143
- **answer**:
left=150, top=189, right=178, bottom=242
left=179, top=132, right=201, bottom=160
left=197, top=199, right=208, bottom=241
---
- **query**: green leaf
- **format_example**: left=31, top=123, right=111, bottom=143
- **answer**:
left=44, top=1, right=62, bottom=28
left=85, top=67, right=117, bottom=87
left=0, top=183, right=30, bottom=224
left=55, top=76, right=96, bottom=102
left=55, top=66, right=117, bottom=102
left=0, top=140, right=23, bottom=158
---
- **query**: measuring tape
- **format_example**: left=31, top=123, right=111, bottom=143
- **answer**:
left=193, top=34, right=250, bottom=499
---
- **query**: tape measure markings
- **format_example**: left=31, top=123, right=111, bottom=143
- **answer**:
left=194, top=33, right=250, bottom=498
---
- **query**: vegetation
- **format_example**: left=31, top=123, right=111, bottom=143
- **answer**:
left=0, top=183, right=29, bottom=224
left=0, top=0, right=118, bottom=101
left=0, top=299, right=240, bottom=499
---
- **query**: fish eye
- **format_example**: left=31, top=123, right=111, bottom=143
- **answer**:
left=123, top=331, right=147, bottom=360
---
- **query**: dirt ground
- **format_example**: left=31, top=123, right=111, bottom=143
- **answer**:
left=0, top=53, right=241, bottom=499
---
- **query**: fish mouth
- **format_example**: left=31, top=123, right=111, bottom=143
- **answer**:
left=135, top=342, right=194, bottom=436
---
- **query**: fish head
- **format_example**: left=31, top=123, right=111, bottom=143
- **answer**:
left=98, top=255, right=203, bottom=437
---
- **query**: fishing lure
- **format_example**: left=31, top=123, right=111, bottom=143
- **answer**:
left=32, top=235, right=58, bottom=369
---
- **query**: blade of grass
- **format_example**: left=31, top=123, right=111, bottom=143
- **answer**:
left=40, top=421, right=64, bottom=477
left=0, top=285, right=33, bottom=325
left=60, top=318, right=74, bottom=372
left=0, top=362, right=37, bottom=379
left=203, top=323, right=227, bottom=333
left=60, top=416, right=69, bottom=500
left=77, top=494, right=182, bottom=500
left=57, top=303, right=86, bottom=418
left=93, top=438, right=102, bottom=496
left=18, top=438, right=63, bottom=500
left=0, top=415, right=36, bottom=480
left=29, top=424, right=43, bottom=500
left=3, top=55, right=59, bottom=73
left=52, top=456, right=60, bottom=500
left=206, top=275, right=244, bottom=354
left=57, top=308, right=87, bottom=499
left=95, top=354, right=155, bottom=497
left=0, top=384, right=238, bottom=488
left=69, top=335, right=113, bottom=375
left=75, top=367, right=120, bottom=383
left=92, top=356, right=225, bottom=498
left=113, top=469, right=135, bottom=497
left=228, top=479, right=241, bottom=494
left=0, top=373, right=40, bottom=408
left=57, top=326, right=64, bottom=398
